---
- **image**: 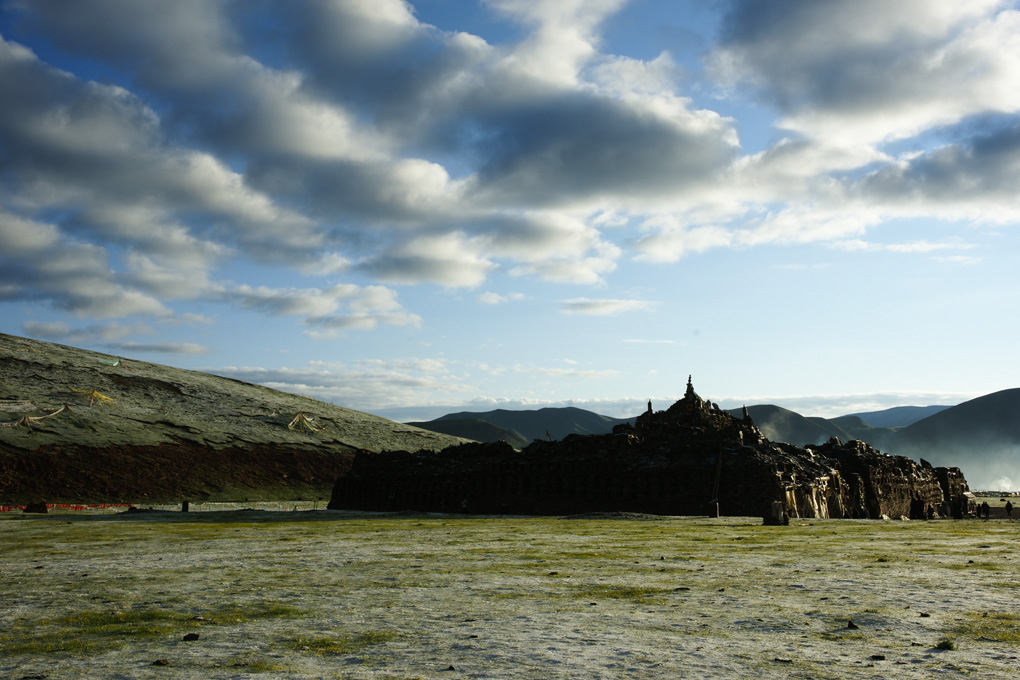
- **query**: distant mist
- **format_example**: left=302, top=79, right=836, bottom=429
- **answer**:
left=889, top=439, right=1020, bottom=492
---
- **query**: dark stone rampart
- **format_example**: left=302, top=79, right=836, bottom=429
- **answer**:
left=329, top=379, right=969, bottom=519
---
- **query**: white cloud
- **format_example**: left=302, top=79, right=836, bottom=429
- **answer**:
left=212, top=355, right=474, bottom=410
left=3, top=0, right=1020, bottom=391
left=486, top=0, right=629, bottom=86
left=711, top=0, right=1020, bottom=144
left=22, top=320, right=155, bottom=344
left=478, top=291, right=525, bottom=304
left=558, top=298, right=656, bottom=316
left=633, top=223, right=733, bottom=263
left=831, top=239, right=975, bottom=254
left=363, top=232, right=495, bottom=288
left=219, top=282, right=421, bottom=334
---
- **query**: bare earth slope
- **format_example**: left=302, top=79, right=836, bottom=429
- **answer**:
left=0, top=333, right=467, bottom=504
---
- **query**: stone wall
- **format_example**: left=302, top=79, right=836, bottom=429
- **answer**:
left=329, top=380, right=969, bottom=519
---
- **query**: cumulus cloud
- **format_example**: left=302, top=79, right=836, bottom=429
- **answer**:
left=361, top=232, right=495, bottom=288
left=3, top=0, right=1020, bottom=374
left=711, top=0, right=1019, bottom=144
left=219, top=283, right=421, bottom=334
left=856, top=118, right=1020, bottom=216
left=0, top=211, right=170, bottom=319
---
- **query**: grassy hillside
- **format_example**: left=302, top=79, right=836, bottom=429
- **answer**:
left=0, top=333, right=467, bottom=503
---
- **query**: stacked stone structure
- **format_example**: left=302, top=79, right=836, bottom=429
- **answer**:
left=329, top=378, right=969, bottom=519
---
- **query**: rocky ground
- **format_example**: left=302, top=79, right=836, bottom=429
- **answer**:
left=2, top=511, right=1018, bottom=679
left=0, top=333, right=467, bottom=504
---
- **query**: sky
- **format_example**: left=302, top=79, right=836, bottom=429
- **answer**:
left=2, top=0, right=1020, bottom=423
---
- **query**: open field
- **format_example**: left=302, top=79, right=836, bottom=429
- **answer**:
left=2, top=512, right=1019, bottom=679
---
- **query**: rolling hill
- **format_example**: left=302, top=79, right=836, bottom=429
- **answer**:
left=0, top=333, right=467, bottom=503
left=406, top=417, right=530, bottom=449
left=882, top=389, right=1020, bottom=488
left=413, top=407, right=635, bottom=445
left=845, top=405, right=952, bottom=428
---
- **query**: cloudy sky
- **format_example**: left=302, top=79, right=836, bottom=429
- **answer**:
left=2, top=0, right=1019, bottom=422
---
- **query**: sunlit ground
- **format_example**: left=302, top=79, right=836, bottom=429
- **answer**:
left=2, top=511, right=1018, bottom=679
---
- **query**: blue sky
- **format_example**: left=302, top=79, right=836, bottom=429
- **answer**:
left=2, top=0, right=1020, bottom=424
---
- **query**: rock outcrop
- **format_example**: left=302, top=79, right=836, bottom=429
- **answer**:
left=329, top=377, right=969, bottom=519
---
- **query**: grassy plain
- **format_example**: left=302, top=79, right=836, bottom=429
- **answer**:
left=1, top=511, right=1018, bottom=679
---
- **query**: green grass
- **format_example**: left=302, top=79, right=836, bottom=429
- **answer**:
left=570, top=583, right=675, bottom=602
left=0, top=603, right=304, bottom=657
left=290, top=631, right=397, bottom=656
left=949, top=612, right=1020, bottom=644
left=3, top=513, right=1020, bottom=678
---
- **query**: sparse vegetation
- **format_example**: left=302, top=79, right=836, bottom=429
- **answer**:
left=290, top=631, right=397, bottom=656
left=2, top=512, right=1018, bottom=679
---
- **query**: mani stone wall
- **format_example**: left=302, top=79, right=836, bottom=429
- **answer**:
left=329, top=379, right=969, bottom=519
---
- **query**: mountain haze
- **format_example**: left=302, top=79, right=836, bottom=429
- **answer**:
left=884, top=389, right=1020, bottom=489
left=846, top=405, right=952, bottom=428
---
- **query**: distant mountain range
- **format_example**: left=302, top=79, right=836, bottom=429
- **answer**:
left=410, top=391, right=1020, bottom=490
left=408, top=407, right=632, bottom=449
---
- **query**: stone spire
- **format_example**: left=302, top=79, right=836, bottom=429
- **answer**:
left=684, top=375, right=696, bottom=401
